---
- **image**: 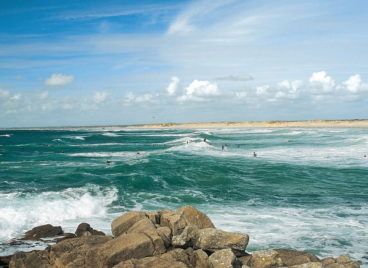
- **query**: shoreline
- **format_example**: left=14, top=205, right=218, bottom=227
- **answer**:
left=2, top=119, right=368, bottom=131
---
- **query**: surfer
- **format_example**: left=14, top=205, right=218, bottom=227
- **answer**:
left=222, top=145, right=224, bottom=150
left=253, top=152, right=257, bottom=157
left=204, top=138, right=207, bottom=143
left=137, top=152, right=140, bottom=155
left=106, top=160, right=112, bottom=164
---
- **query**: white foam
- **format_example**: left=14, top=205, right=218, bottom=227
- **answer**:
left=0, top=184, right=117, bottom=242
left=205, top=203, right=368, bottom=262
left=102, top=132, right=120, bottom=137
left=0, top=134, right=12, bottom=138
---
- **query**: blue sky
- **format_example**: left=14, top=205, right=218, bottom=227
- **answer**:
left=0, top=0, right=367, bottom=127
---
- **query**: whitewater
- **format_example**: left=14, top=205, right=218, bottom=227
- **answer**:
left=0, top=127, right=367, bottom=264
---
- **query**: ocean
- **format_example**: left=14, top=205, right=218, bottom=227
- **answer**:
left=0, top=127, right=367, bottom=263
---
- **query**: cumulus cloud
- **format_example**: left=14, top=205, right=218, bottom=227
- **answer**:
left=93, top=91, right=108, bottom=104
left=275, top=80, right=303, bottom=99
left=309, top=71, right=335, bottom=93
left=177, top=80, right=219, bottom=101
left=344, top=74, right=362, bottom=93
left=256, top=85, right=270, bottom=96
left=215, top=75, right=253, bottom=81
left=166, top=76, right=180, bottom=95
left=45, top=73, right=74, bottom=86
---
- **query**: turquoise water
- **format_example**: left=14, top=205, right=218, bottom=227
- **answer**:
left=0, top=127, right=367, bottom=263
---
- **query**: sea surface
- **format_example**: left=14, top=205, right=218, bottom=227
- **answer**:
left=0, top=127, right=367, bottom=264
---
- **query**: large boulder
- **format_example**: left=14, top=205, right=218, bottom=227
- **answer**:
left=208, top=248, right=236, bottom=268
left=126, top=217, right=166, bottom=254
left=160, top=206, right=215, bottom=236
left=113, top=249, right=191, bottom=268
left=157, top=226, right=172, bottom=248
left=249, top=250, right=282, bottom=268
left=22, top=224, right=63, bottom=240
left=111, top=212, right=147, bottom=237
left=9, top=250, right=51, bottom=268
left=321, top=255, right=360, bottom=268
left=75, top=223, right=105, bottom=237
left=274, top=249, right=320, bottom=266
left=194, top=228, right=249, bottom=253
left=49, top=235, right=112, bottom=267
left=193, top=249, right=210, bottom=268
left=99, top=232, right=157, bottom=267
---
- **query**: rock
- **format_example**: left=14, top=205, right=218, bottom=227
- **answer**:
left=274, top=249, right=320, bottom=266
left=113, top=249, right=190, bottom=268
left=289, top=262, right=322, bottom=268
left=194, top=228, right=249, bottom=253
left=160, top=206, right=215, bottom=236
left=22, top=224, right=63, bottom=240
left=249, top=250, right=282, bottom=268
left=111, top=211, right=147, bottom=237
left=172, top=225, right=199, bottom=248
left=177, top=206, right=215, bottom=229
left=322, top=255, right=361, bottom=268
left=127, top=218, right=166, bottom=254
left=9, top=250, right=51, bottom=268
left=160, top=210, right=188, bottom=236
left=157, top=226, right=172, bottom=248
left=99, top=232, right=156, bottom=267
left=49, top=235, right=112, bottom=268
left=238, top=253, right=252, bottom=266
left=55, top=232, right=76, bottom=242
left=192, top=249, right=210, bottom=268
left=145, top=211, right=160, bottom=225
left=75, top=223, right=105, bottom=237
left=0, top=255, right=12, bottom=267
left=208, top=248, right=236, bottom=268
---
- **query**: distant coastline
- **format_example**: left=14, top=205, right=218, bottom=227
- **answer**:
left=2, top=119, right=368, bottom=130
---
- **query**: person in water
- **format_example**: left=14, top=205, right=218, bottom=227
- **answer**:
left=204, top=138, right=207, bottom=142
left=253, top=152, right=257, bottom=157
left=222, top=145, right=225, bottom=150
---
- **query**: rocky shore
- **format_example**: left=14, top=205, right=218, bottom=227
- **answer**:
left=0, top=206, right=361, bottom=268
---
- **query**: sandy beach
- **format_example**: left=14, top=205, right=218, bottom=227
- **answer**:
left=129, top=119, right=368, bottom=129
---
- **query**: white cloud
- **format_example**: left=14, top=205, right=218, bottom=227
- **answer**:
left=45, top=73, right=74, bottom=86
left=256, top=85, right=270, bottom=96
left=93, top=91, right=108, bottom=103
left=178, top=80, right=219, bottom=102
left=309, top=71, right=335, bottom=92
left=123, top=92, right=154, bottom=104
left=276, top=80, right=303, bottom=99
left=166, top=76, right=180, bottom=95
left=344, top=74, right=362, bottom=93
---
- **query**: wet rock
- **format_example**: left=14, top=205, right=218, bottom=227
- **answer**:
left=208, top=248, right=236, bottom=268
left=0, top=255, right=12, bottom=267
left=9, top=250, right=50, bottom=268
left=75, top=223, right=105, bottom=237
left=194, top=228, right=249, bottom=253
left=111, top=211, right=147, bottom=237
left=55, top=233, right=76, bottom=243
left=22, top=224, right=63, bottom=240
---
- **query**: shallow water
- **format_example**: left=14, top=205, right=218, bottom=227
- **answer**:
left=0, top=127, right=367, bottom=263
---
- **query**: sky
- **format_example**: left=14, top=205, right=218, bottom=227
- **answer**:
left=0, top=0, right=367, bottom=127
